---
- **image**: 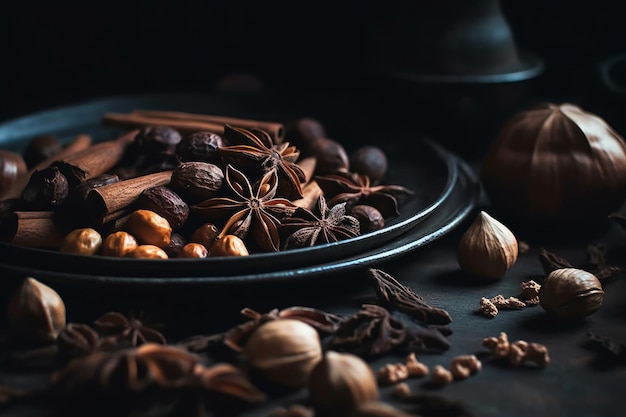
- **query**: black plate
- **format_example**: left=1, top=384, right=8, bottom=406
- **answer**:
left=0, top=154, right=479, bottom=286
left=0, top=93, right=458, bottom=278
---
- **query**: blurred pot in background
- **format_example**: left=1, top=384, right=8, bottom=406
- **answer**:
left=367, top=0, right=544, bottom=156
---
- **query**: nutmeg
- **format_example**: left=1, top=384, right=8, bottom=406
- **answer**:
left=311, top=137, right=350, bottom=175
left=457, top=211, right=518, bottom=280
left=136, top=186, right=189, bottom=230
left=539, top=268, right=604, bottom=319
left=244, top=319, right=322, bottom=387
left=170, top=161, right=224, bottom=203
left=349, top=146, right=388, bottom=184
left=7, top=277, right=66, bottom=343
left=308, top=351, right=379, bottom=417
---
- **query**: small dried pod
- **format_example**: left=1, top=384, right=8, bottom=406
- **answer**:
left=539, top=268, right=604, bottom=319
left=125, top=209, right=172, bottom=248
left=170, top=161, right=224, bottom=203
left=209, top=234, right=249, bottom=256
left=308, top=351, right=379, bottom=417
left=7, top=277, right=66, bottom=343
left=457, top=211, right=518, bottom=280
left=0, top=149, right=28, bottom=196
left=127, top=244, right=169, bottom=259
left=60, top=228, right=102, bottom=255
left=101, top=231, right=138, bottom=257
left=244, top=319, right=323, bottom=387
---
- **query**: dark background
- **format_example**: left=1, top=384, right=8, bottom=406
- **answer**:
left=0, top=0, right=624, bottom=141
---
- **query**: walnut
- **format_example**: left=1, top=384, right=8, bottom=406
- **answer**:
left=378, top=363, right=409, bottom=384
left=405, top=353, right=429, bottom=377
left=480, top=297, right=499, bottom=318
left=525, top=342, right=550, bottom=367
left=482, top=332, right=510, bottom=358
left=392, top=382, right=411, bottom=399
left=483, top=332, right=550, bottom=367
left=491, top=295, right=526, bottom=309
left=520, top=280, right=541, bottom=305
left=430, top=365, right=453, bottom=386
left=449, top=355, right=482, bottom=380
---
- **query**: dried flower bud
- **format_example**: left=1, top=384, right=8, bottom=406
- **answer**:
left=7, top=277, right=66, bottom=343
left=457, top=211, right=518, bottom=280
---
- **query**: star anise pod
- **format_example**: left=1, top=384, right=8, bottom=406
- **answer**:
left=193, top=362, right=266, bottom=403
left=281, top=195, right=360, bottom=250
left=219, top=124, right=306, bottom=200
left=192, top=165, right=298, bottom=252
left=93, top=312, right=166, bottom=347
left=315, top=171, right=414, bottom=218
left=52, top=343, right=202, bottom=393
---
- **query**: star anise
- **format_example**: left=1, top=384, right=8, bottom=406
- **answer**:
left=52, top=343, right=202, bottom=393
left=281, top=195, right=360, bottom=250
left=93, top=312, right=166, bottom=347
left=193, top=362, right=266, bottom=403
left=192, top=165, right=298, bottom=252
left=219, top=124, right=306, bottom=200
left=315, top=171, right=414, bottom=218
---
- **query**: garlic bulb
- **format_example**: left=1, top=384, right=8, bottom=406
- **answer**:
left=457, top=211, right=518, bottom=280
left=481, top=102, right=626, bottom=224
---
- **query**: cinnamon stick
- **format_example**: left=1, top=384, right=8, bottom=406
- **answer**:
left=0, top=211, right=65, bottom=249
left=292, top=180, right=323, bottom=211
left=85, top=170, right=173, bottom=223
left=297, top=156, right=316, bottom=184
left=131, top=109, right=285, bottom=144
left=53, top=129, right=138, bottom=186
left=103, top=113, right=226, bottom=138
left=0, top=134, right=92, bottom=201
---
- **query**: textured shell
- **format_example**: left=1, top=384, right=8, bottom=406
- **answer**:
left=481, top=103, right=626, bottom=223
left=539, top=268, right=604, bottom=319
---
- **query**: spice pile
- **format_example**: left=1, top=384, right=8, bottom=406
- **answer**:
left=0, top=113, right=413, bottom=258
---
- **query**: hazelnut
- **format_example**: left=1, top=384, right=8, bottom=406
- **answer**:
left=101, top=231, right=138, bottom=257
left=244, top=319, right=322, bottom=387
left=59, top=228, right=102, bottom=255
left=209, top=234, right=249, bottom=256
left=178, top=242, right=209, bottom=258
left=308, top=351, right=379, bottom=417
left=457, top=211, right=518, bottom=280
left=539, top=268, right=604, bottom=319
left=127, top=245, right=169, bottom=259
left=7, top=277, right=66, bottom=343
left=125, top=209, right=172, bottom=248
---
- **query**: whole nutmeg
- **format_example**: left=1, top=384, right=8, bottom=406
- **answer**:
left=540, top=268, right=604, bottom=319
left=209, top=234, right=249, bottom=256
left=101, top=231, right=138, bottom=257
left=170, top=161, right=224, bottom=203
left=125, top=209, right=172, bottom=248
left=481, top=102, right=626, bottom=225
left=60, top=228, right=103, bottom=255
left=244, top=319, right=322, bottom=387
left=134, top=125, right=182, bottom=157
left=7, top=277, right=66, bottom=343
left=136, top=186, right=189, bottom=230
left=285, top=117, right=327, bottom=155
left=308, top=351, right=379, bottom=417
left=0, top=150, right=28, bottom=196
left=175, top=131, right=224, bottom=164
left=349, top=146, right=388, bottom=184
left=164, top=232, right=187, bottom=258
left=457, top=211, right=518, bottom=280
left=350, top=205, right=385, bottom=234
left=311, top=137, right=350, bottom=175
